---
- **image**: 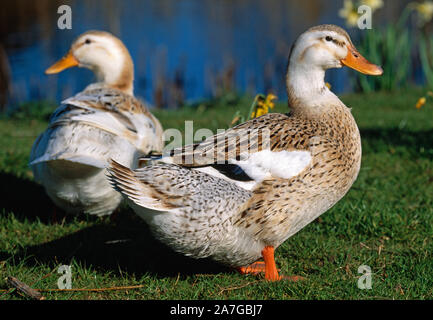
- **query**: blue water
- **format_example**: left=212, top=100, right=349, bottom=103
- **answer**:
left=2, top=0, right=405, bottom=108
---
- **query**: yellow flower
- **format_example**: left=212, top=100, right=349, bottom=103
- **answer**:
left=252, top=107, right=267, bottom=118
left=415, top=96, right=426, bottom=109
left=262, top=93, right=277, bottom=110
left=325, top=82, right=332, bottom=89
left=360, top=0, right=384, bottom=12
left=251, top=93, right=277, bottom=118
left=339, top=0, right=359, bottom=27
left=410, top=0, right=433, bottom=26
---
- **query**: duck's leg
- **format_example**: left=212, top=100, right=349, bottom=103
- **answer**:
left=237, top=246, right=304, bottom=281
left=262, top=246, right=305, bottom=282
left=237, top=247, right=281, bottom=279
left=262, top=246, right=282, bottom=281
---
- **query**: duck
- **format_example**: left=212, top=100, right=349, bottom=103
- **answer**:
left=107, top=24, right=382, bottom=280
left=30, top=30, right=164, bottom=216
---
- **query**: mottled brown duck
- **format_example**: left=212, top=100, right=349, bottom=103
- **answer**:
left=108, top=24, right=382, bottom=280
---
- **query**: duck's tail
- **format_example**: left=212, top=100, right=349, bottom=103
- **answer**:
left=106, top=159, right=180, bottom=212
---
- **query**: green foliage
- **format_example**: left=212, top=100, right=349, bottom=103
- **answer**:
left=419, top=34, right=433, bottom=88
left=3, top=101, right=57, bottom=121
left=186, top=91, right=242, bottom=111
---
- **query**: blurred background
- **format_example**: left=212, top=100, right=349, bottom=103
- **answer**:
left=0, top=0, right=432, bottom=112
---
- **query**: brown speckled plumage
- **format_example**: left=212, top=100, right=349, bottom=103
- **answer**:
left=232, top=105, right=361, bottom=247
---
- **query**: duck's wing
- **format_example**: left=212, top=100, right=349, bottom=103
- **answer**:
left=148, top=113, right=314, bottom=191
left=52, top=88, right=163, bottom=152
left=30, top=88, right=163, bottom=167
left=108, top=160, right=251, bottom=213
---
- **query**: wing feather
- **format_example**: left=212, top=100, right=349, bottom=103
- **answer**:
left=151, top=113, right=313, bottom=189
left=51, top=87, right=163, bottom=153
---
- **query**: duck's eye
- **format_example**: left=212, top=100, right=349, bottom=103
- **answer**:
left=325, top=36, right=333, bottom=42
left=85, top=39, right=91, bottom=44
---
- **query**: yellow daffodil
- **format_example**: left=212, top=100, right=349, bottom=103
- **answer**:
left=262, top=93, right=277, bottom=110
left=252, top=107, right=267, bottom=118
left=339, top=0, right=359, bottom=27
left=251, top=93, right=277, bottom=118
left=415, top=96, right=426, bottom=109
left=410, top=0, right=433, bottom=26
left=360, top=0, right=384, bottom=12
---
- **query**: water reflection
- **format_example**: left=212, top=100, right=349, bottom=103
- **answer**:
left=0, top=0, right=410, bottom=110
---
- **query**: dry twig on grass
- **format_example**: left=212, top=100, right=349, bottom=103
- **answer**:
left=1, top=275, right=147, bottom=299
left=6, top=276, right=45, bottom=300
left=217, top=280, right=260, bottom=295
left=37, top=284, right=146, bottom=292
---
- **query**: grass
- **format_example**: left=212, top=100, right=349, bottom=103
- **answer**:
left=1, top=87, right=433, bottom=300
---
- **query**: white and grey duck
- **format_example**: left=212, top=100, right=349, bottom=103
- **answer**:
left=30, top=31, right=163, bottom=216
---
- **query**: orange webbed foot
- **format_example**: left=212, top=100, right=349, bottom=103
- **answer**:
left=237, top=246, right=306, bottom=282
left=238, top=261, right=267, bottom=275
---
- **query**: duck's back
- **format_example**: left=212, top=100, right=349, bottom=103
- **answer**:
left=29, top=87, right=164, bottom=215
left=31, top=87, right=162, bottom=167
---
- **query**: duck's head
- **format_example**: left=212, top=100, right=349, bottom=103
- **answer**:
left=286, top=24, right=382, bottom=108
left=45, top=30, right=134, bottom=95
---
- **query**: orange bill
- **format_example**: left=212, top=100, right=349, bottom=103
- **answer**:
left=341, top=45, right=383, bottom=76
left=45, top=51, right=79, bottom=74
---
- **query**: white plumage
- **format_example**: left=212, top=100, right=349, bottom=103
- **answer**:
left=229, top=150, right=312, bottom=182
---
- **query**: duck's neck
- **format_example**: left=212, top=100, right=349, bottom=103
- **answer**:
left=93, top=54, right=134, bottom=95
left=286, top=60, right=342, bottom=112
